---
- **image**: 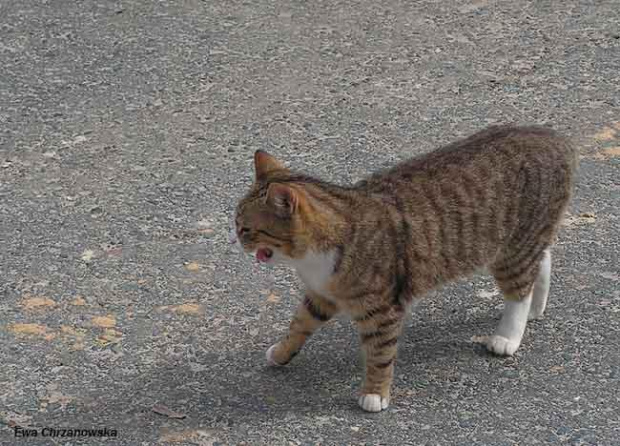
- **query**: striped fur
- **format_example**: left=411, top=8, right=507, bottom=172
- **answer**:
left=234, top=125, right=577, bottom=412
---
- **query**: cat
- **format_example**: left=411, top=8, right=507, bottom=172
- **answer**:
left=231, top=125, right=577, bottom=412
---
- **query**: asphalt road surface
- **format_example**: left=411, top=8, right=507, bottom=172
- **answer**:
left=1, top=1, right=619, bottom=445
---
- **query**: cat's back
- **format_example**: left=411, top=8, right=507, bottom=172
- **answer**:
left=368, top=125, right=576, bottom=185
left=433, top=124, right=574, bottom=167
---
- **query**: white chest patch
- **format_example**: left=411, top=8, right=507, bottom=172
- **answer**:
left=288, top=250, right=337, bottom=300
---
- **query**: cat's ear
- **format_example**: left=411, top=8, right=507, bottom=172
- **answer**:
left=254, top=150, right=285, bottom=182
left=266, top=183, right=298, bottom=216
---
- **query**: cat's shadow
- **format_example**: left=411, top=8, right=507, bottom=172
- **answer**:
left=137, top=312, right=500, bottom=422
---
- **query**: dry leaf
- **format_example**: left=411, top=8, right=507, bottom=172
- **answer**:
left=172, top=303, right=202, bottom=315
left=594, top=127, right=616, bottom=141
left=61, top=325, right=78, bottom=336
left=185, top=262, right=201, bottom=272
left=159, top=303, right=203, bottom=315
left=602, top=146, right=620, bottom=157
left=8, top=323, right=56, bottom=341
left=266, top=293, right=281, bottom=303
left=564, top=213, right=596, bottom=226
left=61, top=325, right=86, bottom=338
left=175, top=303, right=202, bottom=315
left=20, top=296, right=56, bottom=310
left=97, top=328, right=122, bottom=346
left=91, top=315, right=116, bottom=328
left=71, top=296, right=87, bottom=306
left=8, top=323, right=49, bottom=337
left=152, top=404, right=186, bottom=419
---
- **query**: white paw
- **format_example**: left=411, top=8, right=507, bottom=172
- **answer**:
left=485, top=335, right=520, bottom=356
left=358, top=394, right=389, bottom=412
left=266, top=344, right=285, bottom=366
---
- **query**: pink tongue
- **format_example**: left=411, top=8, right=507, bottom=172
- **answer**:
left=256, top=248, right=272, bottom=263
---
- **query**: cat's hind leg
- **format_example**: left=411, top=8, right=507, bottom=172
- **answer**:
left=266, top=293, right=338, bottom=366
left=528, top=249, right=551, bottom=320
left=484, top=291, right=533, bottom=356
left=484, top=249, right=547, bottom=356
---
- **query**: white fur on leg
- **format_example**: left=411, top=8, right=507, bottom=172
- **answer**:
left=529, top=250, right=551, bottom=320
left=358, top=394, right=389, bottom=412
left=266, top=344, right=285, bottom=367
left=485, top=292, right=533, bottom=356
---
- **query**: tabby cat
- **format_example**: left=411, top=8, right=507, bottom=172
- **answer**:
left=231, top=125, right=577, bottom=412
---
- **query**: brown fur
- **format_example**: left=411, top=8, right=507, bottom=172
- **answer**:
left=234, top=125, right=577, bottom=409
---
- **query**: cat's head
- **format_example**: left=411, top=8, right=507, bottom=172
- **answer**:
left=231, top=151, right=309, bottom=265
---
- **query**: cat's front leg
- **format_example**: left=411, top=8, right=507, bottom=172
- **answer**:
left=266, top=292, right=338, bottom=366
left=354, top=304, right=405, bottom=412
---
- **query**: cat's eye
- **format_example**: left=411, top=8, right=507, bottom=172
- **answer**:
left=239, top=227, right=250, bottom=235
